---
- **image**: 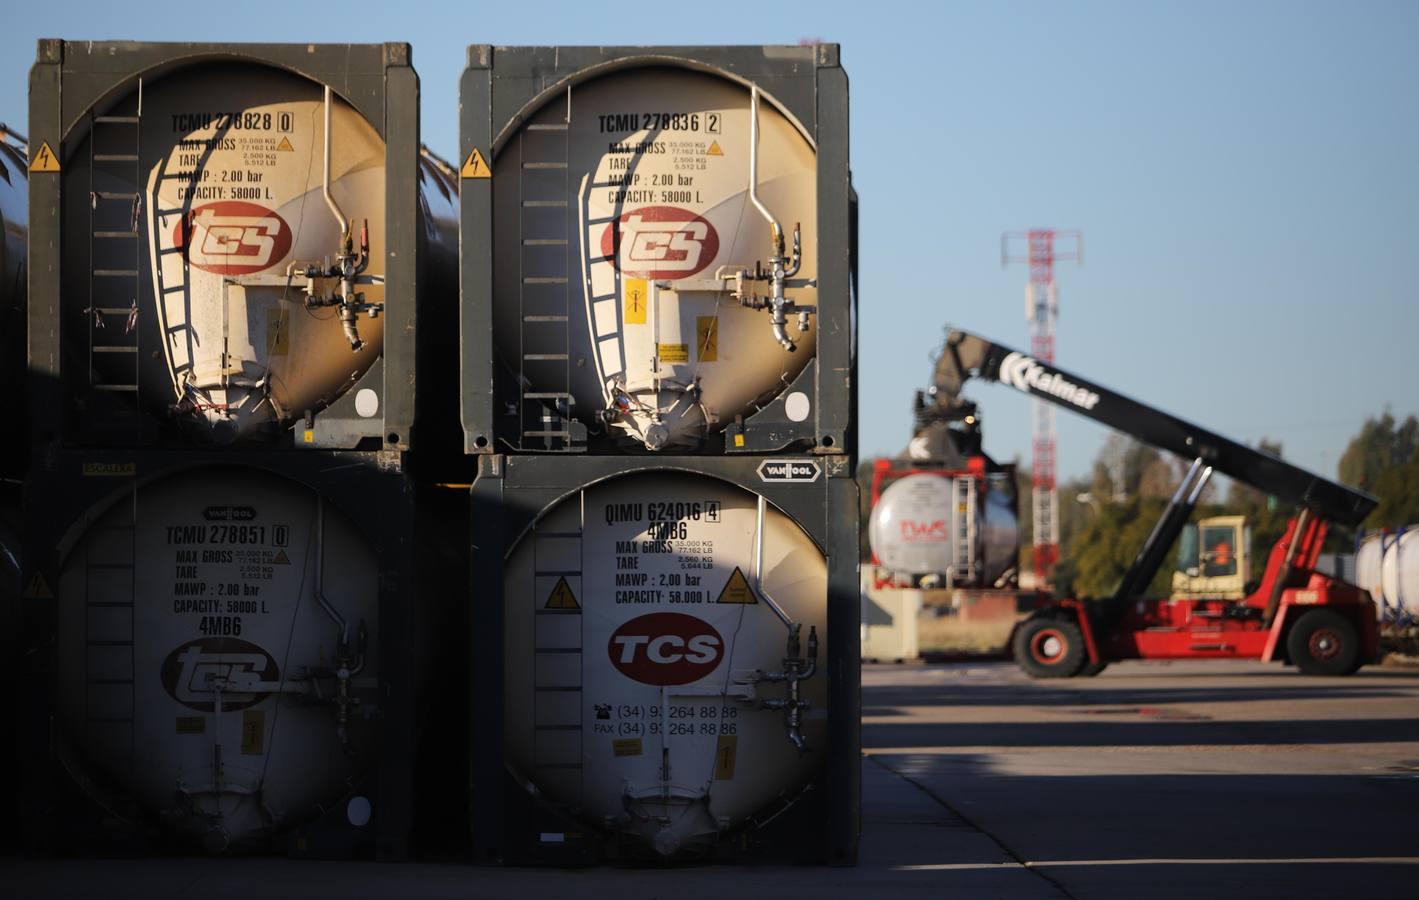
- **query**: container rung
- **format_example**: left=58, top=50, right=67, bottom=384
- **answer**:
left=523, top=392, right=574, bottom=401
left=95, top=231, right=138, bottom=239
left=87, top=640, right=134, bottom=647
left=95, top=191, right=139, bottom=201
left=92, top=385, right=140, bottom=392
left=95, top=307, right=134, bottom=314
left=534, top=570, right=581, bottom=577
left=534, top=531, right=582, bottom=539
left=94, top=116, right=139, bottom=124
left=534, top=763, right=583, bottom=770
left=523, top=162, right=568, bottom=170
left=523, top=200, right=568, bottom=208
left=94, top=154, right=139, bottom=162
left=526, top=123, right=569, bottom=132
left=535, top=608, right=583, bottom=617
left=154, top=209, right=189, bottom=217
left=534, top=648, right=582, bottom=655
left=161, top=285, right=186, bottom=295
left=534, top=724, right=582, bottom=731
left=523, top=354, right=569, bottom=362
left=88, top=678, right=135, bottom=685
left=86, top=602, right=135, bottom=609
left=524, top=315, right=568, bottom=323
left=533, top=686, right=581, bottom=692
left=158, top=246, right=186, bottom=256
left=94, top=269, right=139, bottom=278
left=523, top=239, right=568, bottom=246
left=88, top=563, right=136, bottom=571
left=523, top=277, right=568, bottom=285
left=87, top=716, right=135, bottom=723
left=93, top=346, right=139, bottom=354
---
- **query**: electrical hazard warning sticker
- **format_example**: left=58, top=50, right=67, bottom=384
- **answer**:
left=460, top=148, right=491, bottom=179
left=715, top=567, right=758, bottom=604
left=545, top=576, right=580, bottom=610
left=22, top=573, right=54, bottom=600
left=30, top=141, right=59, bottom=172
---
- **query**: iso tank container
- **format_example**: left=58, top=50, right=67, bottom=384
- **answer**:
left=28, top=40, right=456, bottom=452
left=464, top=45, right=859, bottom=866
left=461, top=44, right=855, bottom=456
left=20, top=42, right=455, bottom=859
left=867, top=470, right=1020, bottom=588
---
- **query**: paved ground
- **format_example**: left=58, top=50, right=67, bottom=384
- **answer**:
left=5, top=659, right=1419, bottom=899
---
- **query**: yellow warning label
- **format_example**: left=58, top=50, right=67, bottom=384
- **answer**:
left=303, top=429, right=315, bottom=444
left=271, top=549, right=291, bottom=566
left=460, top=148, right=492, bottom=179
left=30, top=141, right=60, bottom=172
left=657, top=343, right=689, bottom=364
left=716, top=567, right=758, bottom=604
left=22, top=574, right=54, bottom=600
left=276, top=136, right=294, bottom=152
left=696, top=316, right=719, bottom=362
left=82, top=462, right=136, bottom=477
left=714, top=734, right=738, bottom=779
left=241, top=709, right=265, bottom=755
left=734, top=433, right=745, bottom=448
left=545, top=576, right=580, bottom=610
left=176, top=716, right=206, bottom=735
left=706, top=141, right=724, bottom=157
left=623, top=277, right=648, bottom=325
left=612, top=738, right=643, bottom=758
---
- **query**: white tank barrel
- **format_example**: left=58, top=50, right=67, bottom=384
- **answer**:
left=503, top=472, right=828, bottom=856
left=1380, top=529, right=1419, bottom=618
left=492, top=68, right=820, bottom=450
left=868, top=471, right=1019, bottom=587
left=53, top=469, right=382, bottom=849
left=1356, top=533, right=1386, bottom=616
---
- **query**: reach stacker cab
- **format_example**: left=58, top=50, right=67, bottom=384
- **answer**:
left=925, top=330, right=1379, bottom=678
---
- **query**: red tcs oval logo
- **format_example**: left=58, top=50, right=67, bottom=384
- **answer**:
left=173, top=201, right=294, bottom=275
left=159, top=637, right=281, bottom=712
left=599, top=206, right=720, bottom=280
left=608, top=613, right=724, bottom=686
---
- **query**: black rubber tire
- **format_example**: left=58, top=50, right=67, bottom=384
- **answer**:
left=1079, top=661, right=1110, bottom=677
left=1286, top=609, right=1360, bottom=676
left=1012, top=615, right=1087, bottom=678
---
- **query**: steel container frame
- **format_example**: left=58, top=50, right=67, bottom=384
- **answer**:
left=461, top=44, right=860, bottom=865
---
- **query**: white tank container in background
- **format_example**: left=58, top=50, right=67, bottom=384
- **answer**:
left=503, top=472, right=827, bottom=856
left=1356, top=534, right=1386, bottom=616
left=868, top=472, right=1019, bottom=587
left=1380, top=529, right=1418, bottom=618
left=54, top=469, right=381, bottom=849
left=492, top=68, right=820, bottom=450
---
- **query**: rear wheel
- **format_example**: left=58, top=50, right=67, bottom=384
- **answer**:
left=1013, top=615, right=1087, bottom=678
left=1286, top=609, right=1360, bottom=676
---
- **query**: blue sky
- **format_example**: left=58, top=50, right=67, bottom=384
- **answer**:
left=3, top=1, right=1415, bottom=482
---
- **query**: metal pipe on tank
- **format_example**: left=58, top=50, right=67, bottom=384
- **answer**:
left=322, top=86, right=349, bottom=237
left=314, top=494, right=350, bottom=647
left=746, top=87, right=782, bottom=248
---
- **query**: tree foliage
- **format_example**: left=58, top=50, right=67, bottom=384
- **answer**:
left=1338, top=413, right=1419, bottom=527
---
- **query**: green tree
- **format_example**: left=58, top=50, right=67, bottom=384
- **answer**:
left=1338, top=413, right=1419, bottom=494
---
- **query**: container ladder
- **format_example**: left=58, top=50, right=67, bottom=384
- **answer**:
left=530, top=515, right=585, bottom=812
left=149, top=145, right=198, bottom=404
left=952, top=476, right=978, bottom=586
left=86, top=106, right=145, bottom=440
left=83, top=483, right=138, bottom=777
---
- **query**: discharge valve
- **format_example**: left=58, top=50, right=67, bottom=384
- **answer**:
left=298, top=219, right=382, bottom=351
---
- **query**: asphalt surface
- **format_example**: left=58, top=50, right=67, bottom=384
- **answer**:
left=6, top=659, right=1419, bottom=899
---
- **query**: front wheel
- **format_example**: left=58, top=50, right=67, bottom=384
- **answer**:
left=1286, top=609, right=1360, bottom=676
left=1012, top=616, right=1088, bottom=678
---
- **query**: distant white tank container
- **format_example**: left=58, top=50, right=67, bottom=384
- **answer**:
left=1357, top=527, right=1418, bottom=621
left=53, top=468, right=382, bottom=850
left=492, top=68, right=820, bottom=450
left=502, top=472, right=827, bottom=856
left=868, top=472, right=1019, bottom=587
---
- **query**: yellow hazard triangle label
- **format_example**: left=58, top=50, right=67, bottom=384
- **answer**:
left=716, top=567, right=758, bottom=604
left=30, top=141, right=60, bottom=172
left=460, top=148, right=491, bottom=179
left=545, top=576, right=580, bottom=609
left=706, top=141, right=724, bottom=157
left=271, top=549, right=291, bottom=565
left=23, top=573, right=55, bottom=600
left=276, top=136, right=294, bottom=152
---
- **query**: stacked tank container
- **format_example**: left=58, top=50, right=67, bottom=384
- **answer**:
left=461, top=44, right=861, bottom=863
left=20, top=41, right=459, bottom=857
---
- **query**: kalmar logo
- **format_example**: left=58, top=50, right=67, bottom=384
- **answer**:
left=599, top=206, right=719, bottom=280
left=174, top=201, right=294, bottom=275
left=608, top=613, right=723, bottom=686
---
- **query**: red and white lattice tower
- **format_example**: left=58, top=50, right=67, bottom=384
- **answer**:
left=1002, top=230, right=1081, bottom=585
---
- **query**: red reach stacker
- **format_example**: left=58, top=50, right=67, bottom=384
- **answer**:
left=929, top=330, right=1379, bottom=678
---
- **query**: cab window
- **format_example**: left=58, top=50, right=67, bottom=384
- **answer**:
left=1201, top=524, right=1237, bottom=577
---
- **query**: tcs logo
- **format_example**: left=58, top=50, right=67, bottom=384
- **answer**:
left=608, top=613, right=723, bottom=686
left=174, top=201, right=294, bottom=275
left=599, top=206, right=720, bottom=280
left=159, top=638, right=281, bottom=712
left=900, top=520, right=949, bottom=543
